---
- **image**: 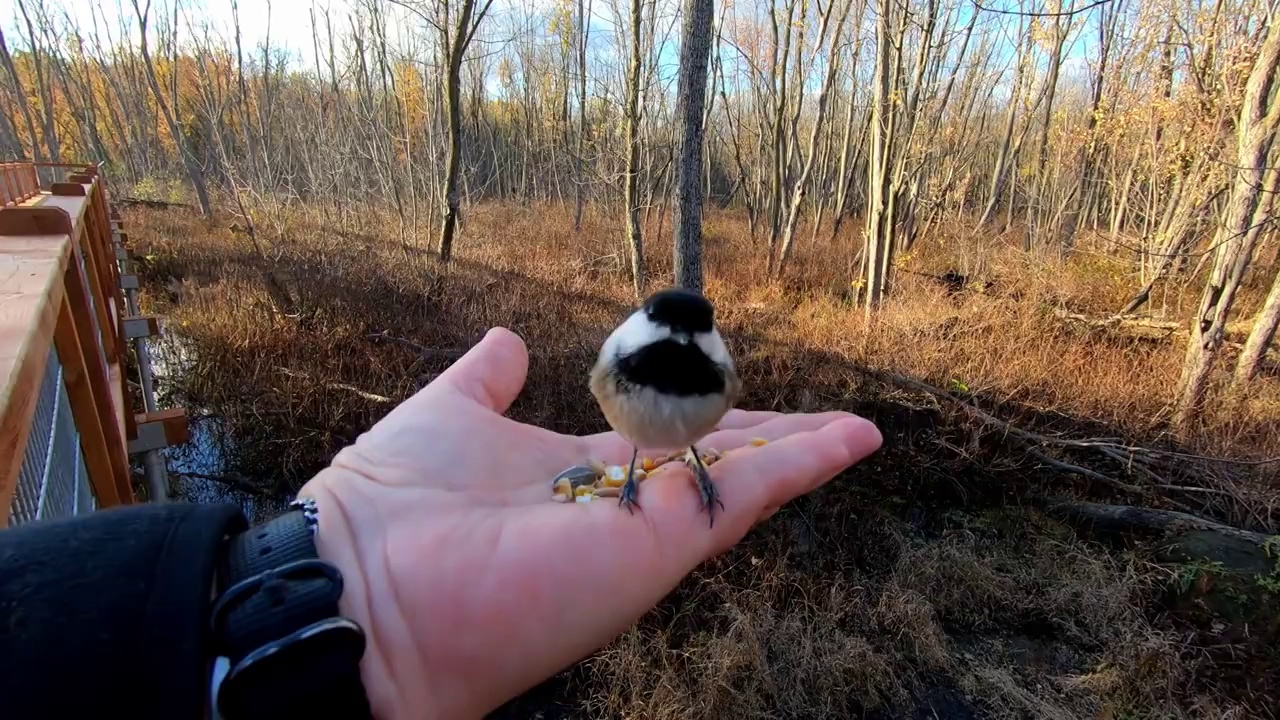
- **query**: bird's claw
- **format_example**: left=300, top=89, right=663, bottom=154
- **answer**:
left=684, top=449, right=724, bottom=528
left=618, top=477, right=641, bottom=514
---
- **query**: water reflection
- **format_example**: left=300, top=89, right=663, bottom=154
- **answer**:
left=149, top=333, right=289, bottom=524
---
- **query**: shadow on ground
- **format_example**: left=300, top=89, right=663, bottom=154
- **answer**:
left=134, top=216, right=1280, bottom=719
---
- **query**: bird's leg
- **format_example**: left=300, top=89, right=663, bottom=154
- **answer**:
left=618, top=446, right=641, bottom=514
left=686, top=445, right=724, bottom=528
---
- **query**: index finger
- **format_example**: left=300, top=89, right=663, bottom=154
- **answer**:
left=647, top=415, right=883, bottom=558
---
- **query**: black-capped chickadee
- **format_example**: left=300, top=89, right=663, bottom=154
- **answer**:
left=589, top=288, right=742, bottom=526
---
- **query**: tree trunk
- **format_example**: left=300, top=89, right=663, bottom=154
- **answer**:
left=438, top=0, right=492, bottom=262
left=1232, top=166, right=1280, bottom=387
left=0, top=27, right=45, bottom=162
left=131, top=0, right=213, bottom=217
left=573, top=0, right=592, bottom=232
left=776, top=0, right=853, bottom=275
left=1234, top=262, right=1280, bottom=386
left=864, top=0, right=899, bottom=316
left=672, top=0, right=715, bottom=293
left=1174, top=17, right=1280, bottom=429
left=976, top=23, right=1027, bottom=228
left=16, top=0, right=61, bottom=164
left=622, top=0, right=645, bottom=297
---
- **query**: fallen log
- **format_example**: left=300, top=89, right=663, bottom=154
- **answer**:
left=118, top=197, right=194, bottom=209
left=1046, top=500, right=1275, bottom=548
left=1052, top=308, right=1180, bottom=338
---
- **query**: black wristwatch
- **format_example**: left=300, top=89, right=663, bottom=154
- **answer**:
left=210, top=497, right=372, bottom=719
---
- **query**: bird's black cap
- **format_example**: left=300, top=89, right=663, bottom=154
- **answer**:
left=642, top=288, right=714, bottom=334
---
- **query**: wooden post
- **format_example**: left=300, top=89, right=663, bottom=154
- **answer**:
left=59, top=243, right=131, bottom=504
left=77, top=220, right=119, bottom=361
left=52, top=294, right=124, bottom=508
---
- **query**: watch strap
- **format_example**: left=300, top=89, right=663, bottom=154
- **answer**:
left=212, top=500, right=371, bottom=719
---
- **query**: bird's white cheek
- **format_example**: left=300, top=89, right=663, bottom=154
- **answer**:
left=694, top=329, right=732, bottom=366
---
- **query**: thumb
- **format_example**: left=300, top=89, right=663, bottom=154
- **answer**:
left=431, top=327, right=530, bottom=414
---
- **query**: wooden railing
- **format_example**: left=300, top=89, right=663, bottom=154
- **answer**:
left=0, top=162, right=40, bottom=207
left=0, top=161, right=186, bottom=526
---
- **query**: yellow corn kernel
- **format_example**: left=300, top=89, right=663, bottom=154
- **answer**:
left=575, top=485, right=593, bottom=497
left=749, top=437, right=768, bottom=447
left=641, top=457, right=657, bottom=471
left=602, top=465, right=646, bottom=487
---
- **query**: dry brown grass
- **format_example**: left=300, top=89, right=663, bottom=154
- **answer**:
left=128, top=200, right=1280, bottom=718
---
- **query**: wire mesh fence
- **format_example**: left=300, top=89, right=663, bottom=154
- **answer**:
left=8, top=346, right=98, bottom=527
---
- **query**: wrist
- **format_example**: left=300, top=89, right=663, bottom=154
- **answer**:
left=209, top=483, right=378, bottom=718
left=300, top=470, right=399, bottom=720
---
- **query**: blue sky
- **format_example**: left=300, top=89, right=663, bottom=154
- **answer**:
left=0, top=0, right=1102, bottom=103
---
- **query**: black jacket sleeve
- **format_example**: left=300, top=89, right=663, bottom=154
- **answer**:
left=0, top=502, right=247, bottom=719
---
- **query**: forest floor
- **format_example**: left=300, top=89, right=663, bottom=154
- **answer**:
left=128, top=200, right=1280, bottom=718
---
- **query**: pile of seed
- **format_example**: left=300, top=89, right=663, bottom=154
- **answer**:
left=551, top=438, right=768, bottom=503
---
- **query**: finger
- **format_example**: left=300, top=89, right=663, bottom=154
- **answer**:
left=430, top=327, right=529, bottom=413
left=579, top=410, right=856, bottom=463
left=700, top=411, right=857, bottom=451
left=716, top=416, right=882, bottom=510
left=644, top=416, right=883, bottom=557
left=576, top=409, right=783, bottom=448
left=713, top=409, right=783, bottom=430
left=513, top=417, right=881, bottom=687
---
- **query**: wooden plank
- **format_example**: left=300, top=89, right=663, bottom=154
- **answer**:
left=51, top=182, right=87, bottom=197
left=86, top=202, right=113, bottom=283
left=118, top=359, right=136, bottom=446
left=0, top=234, right=70, bottom=525
left=16, top=198, right=117, bottom=362
left=83, top=201, right=125, bottom=355
left=52, top=294, right=123, bottom=509
left=108, top=359, right=132, bottom=502
left=60, top=243, right=131, bottom=505
left=132, top=407, right=190, bottom=447
left=122, top=315, right=161, bottom=339
left=84, top=201, right=124, bottom=340
left=73, top=223, right=118, bottom=363
left=29, top=194, right=89, bottom=233
left=91, top=181, right=114, bottom=258
left=0, top=206, right=73, bottom=236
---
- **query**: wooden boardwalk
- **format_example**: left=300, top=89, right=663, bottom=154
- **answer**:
left=0, top=162, right=185, bottom=526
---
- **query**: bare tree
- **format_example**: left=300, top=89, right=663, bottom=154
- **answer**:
left=573, top=0, right=592, bottom=232
left=672, top=0, right=716, bottom=292
left=131, top=0, right=213, bottom=216
left=775, top=0, right=855, bottom=275
left=1174, top=15, right=1280, bottom=428
left=437, top=0, right=495, bottom=262
left=622, top=0, right=645, bottom=296
left=0, top=27, right=44, bottom=162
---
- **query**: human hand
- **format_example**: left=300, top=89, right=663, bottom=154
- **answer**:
left=299, top=327, right=883, bottom=719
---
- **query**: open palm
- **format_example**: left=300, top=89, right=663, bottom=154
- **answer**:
left=300, top=327, right=883, bottom=719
